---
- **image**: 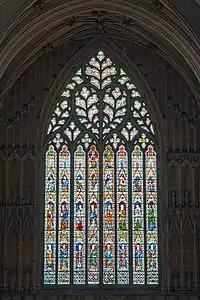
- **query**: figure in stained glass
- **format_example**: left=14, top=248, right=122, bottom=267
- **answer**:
left=76, top=243, right=83, bottom=268
left=89, top=243, right=98, bottom=268
left=147, top=173, right=155, bottom=192
left=135, top=243, right=143, bottom=271
left=147, top=199, right=156, bottom=231
left=76, top=201, right=83, bottom=217
left=75, top=170, right=84, bottom=190
left=90, top=169, right=98, bottom=190
left=89, top=201, right=97, bottom=224
left=119, top=243, right=128, bottom=269
left=46, top=199, right=55, bottom=230
left=104, top=200, right=113, bottom=230
left=104, top=146, right=113, bottom=168
left=89, top=146, right=98, bottom=168
left=60, top=146, right=70, bottom=167
left=134, top=199, right=142, bottom=216
left=76, top=218, right=83, bottom=231
left=134, top=217, right=142, bottom=231
left=105, top=243, right=113, bottom=268
left=133, top=175, right=142, bottom=192
left=46, top=244, right=54, bottom=269
left=148, top=243, right=156, bottom=270
left=105, top=171, right=112, bottom=191
left=61, top=172, right=69, bottom=191
left=60, top=243, right=68, bottom=270
left=118, top=202, right=127, bottom=230
left=118, top=170, right=126, bottom=191
left=60, top=201, right=69, bottom=230
left=76, top=200, right=84, bottom=231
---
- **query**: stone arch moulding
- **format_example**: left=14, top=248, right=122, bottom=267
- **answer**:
left=1, top=0, right=200, bottom=105
left=36, top=38, right=168, bottom=289
left=37, top=38, right=166, bottom=153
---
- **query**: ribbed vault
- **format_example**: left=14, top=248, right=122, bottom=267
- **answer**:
left=0, top=0, right=200, bottom=107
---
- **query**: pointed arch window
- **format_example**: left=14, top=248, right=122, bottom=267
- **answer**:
left=44, top=50, right=158, bottom=286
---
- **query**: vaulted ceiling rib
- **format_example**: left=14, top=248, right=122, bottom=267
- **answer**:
left=0, top=0, right=200, bottom=106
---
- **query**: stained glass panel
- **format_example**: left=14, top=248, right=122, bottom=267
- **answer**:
left=74, top=146, right=86, bottom=284
left=44, top=145, right=57, bottom=284
left=116, top=146, right=129, bottom=284
left=44, top=49, right=159, bottom=287
left=88, top=145, right=99, bottom=284
left=103, top=145, right=115, bottom=284
left=132, top=145, right=145, bottom=284
left=58, top=145, right=71, bottom=284
left=145, top=145, right=158, bottom=284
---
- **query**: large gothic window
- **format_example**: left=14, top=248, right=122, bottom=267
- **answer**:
left=44, top=50, right=158, bottom=286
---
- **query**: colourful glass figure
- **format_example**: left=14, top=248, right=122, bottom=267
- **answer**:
left=60, top=201, right=68, bottom=230
left=105, top=200, right=113, bottom=230
left=46, top=244, right=54, bottom=269
left=104, top=146, right=113, bottom=168
left=118, top=202, right=127, bottom=231
left=105, top=172, right=112, bottom=191
left=119, top=243, right=128, bottom=269
left=76, top=243, right=83, bottom=269
left=46, top=199, right=54, bottom=230
left=134, top=199, right=142, bottom=216
left=135, top=243, right=143, bottom=271
left=89, top=145, right=98, bottom=168
left=133, top=175, right=142, bottom=192
left=61, top=172, right=69, bottom=192
left=89, top=243, right=97, bottom=269
left=135, top=217, right=142, bottom=231
left=76, top=218, right=83, bottom=231
left=148, top=242, right=156, bottom=270
left=105, top=243, right=113, bottom=268
left=147, top=199, right=156, bottom=231
left=89, top=201, right=97, bottom=225
left=75, top=170, right=84, bottom=191
left=60, top=243, right=68, bottom=271
left=76, top=201, right=83, bottom=217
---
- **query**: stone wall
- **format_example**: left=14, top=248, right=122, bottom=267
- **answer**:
left=0, top=38, right=200, bottom=298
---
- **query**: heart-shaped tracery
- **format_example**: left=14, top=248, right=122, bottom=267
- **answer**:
left=103, top=86, right=127, bottom=134
left=44, top=49, right=158, bottom=287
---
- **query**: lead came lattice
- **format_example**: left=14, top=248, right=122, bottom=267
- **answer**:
left=44, top=50, right=158, bottom=285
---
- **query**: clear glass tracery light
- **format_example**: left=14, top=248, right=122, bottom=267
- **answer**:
left=44, top=49, right=158, bottom=286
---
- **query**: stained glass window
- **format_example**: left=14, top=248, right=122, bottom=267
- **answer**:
left=44, top=50, right=159, bottom=286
